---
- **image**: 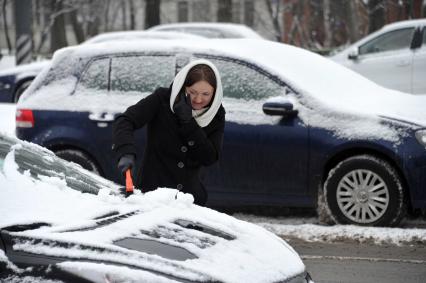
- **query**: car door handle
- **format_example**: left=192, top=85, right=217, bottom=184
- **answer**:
left=88, top=113, right=115, bottom=122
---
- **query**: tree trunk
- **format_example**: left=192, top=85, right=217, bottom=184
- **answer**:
left=87, top=0, right=101, bottom=37
left=69, top=8, right=85, bottom=43
left=129, top=0, right=135, bottom=30
left=265, top=0, right=282, bottom=41
left=346, top=0, right=359, bottom=43
left=50, top=0, right=68, bottom=53
left=217, top=0, right=232, bottom=22
left=322, top=0, right=332, bottom=48
left=121, top=0, right=127, bottom=30
left=2, top=0, right=12, bottom=52
left=368, top=0, right=385, bottom=33
left=145, top=0, right=160, bottom=29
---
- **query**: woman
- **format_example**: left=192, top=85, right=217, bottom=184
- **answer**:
left=112, top=59, right=225, bottom=206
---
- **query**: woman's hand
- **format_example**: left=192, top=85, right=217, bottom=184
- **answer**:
left=173, top=91, right=192, bottom=123
left=117, top=154, right=135, bottom=175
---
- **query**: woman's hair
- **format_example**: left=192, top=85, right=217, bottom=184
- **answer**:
left=184, top=64, right=217, bottom=92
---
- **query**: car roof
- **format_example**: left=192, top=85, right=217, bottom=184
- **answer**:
left=381, top=18, right=426, bottom=30
left=83, top=30, right=206, bottom=44
left=148, top=22, right=264, bottom=39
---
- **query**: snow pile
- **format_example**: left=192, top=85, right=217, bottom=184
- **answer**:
left=236, top=214, right=426, bottom=246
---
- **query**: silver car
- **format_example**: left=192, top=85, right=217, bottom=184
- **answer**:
left=331, top=19, right=426, bottom=94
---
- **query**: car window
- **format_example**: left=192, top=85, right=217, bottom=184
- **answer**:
left=110, top=55, right=175, bottom=94
left=359, top=28, right=415, bottom=55
left=193, top=56, right=285, bottom=100
left=77, top=58, right=110, bottom=92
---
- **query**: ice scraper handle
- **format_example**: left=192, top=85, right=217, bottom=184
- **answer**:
left=125, top=169, right=134, bottom=194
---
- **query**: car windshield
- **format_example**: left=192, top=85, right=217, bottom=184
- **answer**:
left=0, top=135, right=119, bottom=194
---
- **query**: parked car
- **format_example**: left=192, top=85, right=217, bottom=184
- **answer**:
left=16, top=38, right=426, bottom=227
left=331, top=19, right=426, bottom=94
left=147, top=22, right=264, bottom=39
left=0, top=31, right=206, bottom=103
left=0, top=133, right=313, bottom=283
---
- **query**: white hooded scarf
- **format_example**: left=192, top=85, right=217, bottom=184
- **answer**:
left=169, top=59, right=223, bottom=128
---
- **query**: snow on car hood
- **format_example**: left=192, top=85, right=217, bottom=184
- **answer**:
left=0, top=138, right=305, bottom=282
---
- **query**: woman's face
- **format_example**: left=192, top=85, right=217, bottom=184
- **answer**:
left=185, top=80, right=214, bottom=110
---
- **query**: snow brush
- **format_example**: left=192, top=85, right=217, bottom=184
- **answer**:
left=119, top=169, right=135, bottom=197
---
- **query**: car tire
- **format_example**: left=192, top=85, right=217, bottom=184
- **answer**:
left=55, top=149, right=102, bottom=176
left=324, top=155, right=406, bottom=227
left=14, top=80, right=33, bottom=102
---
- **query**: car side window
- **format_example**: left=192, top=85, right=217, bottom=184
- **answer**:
left=110, top=55, right=175, bottom=94
left=193, top=56, right=285, bottom=100
left=77, top=58, right=110, bottom=92
left=359, top=28, right=415, bottom=55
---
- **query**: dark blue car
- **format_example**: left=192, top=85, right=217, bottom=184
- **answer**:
left=16, top=39, right=426, bottom=226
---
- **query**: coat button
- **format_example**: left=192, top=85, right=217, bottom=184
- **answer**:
left=177, top=162, right=184, bottom=168
left=181, top=146, right=188, bottom=152
left=188, top=140, right=195, bottom=146
left=177, top=184, right=183, bottom=190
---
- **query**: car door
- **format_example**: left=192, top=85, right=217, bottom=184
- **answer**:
left=412, top=27, right=426, bottom=94
left=193, top=55, right=309, bottom=207
left=73, top=54, right=176, bottom=182
left=349, top=27, right=415, bottom=93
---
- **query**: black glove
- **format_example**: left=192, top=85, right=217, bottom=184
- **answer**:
left=173, top=91, right=192, bottom=123
left=117, top=154, right=135, bottom=176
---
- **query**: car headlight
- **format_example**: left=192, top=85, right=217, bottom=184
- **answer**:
left=415, top=130, right=426, bottom=147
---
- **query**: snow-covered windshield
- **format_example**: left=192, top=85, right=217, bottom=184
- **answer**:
left=0, top=135, right=119, bottom=195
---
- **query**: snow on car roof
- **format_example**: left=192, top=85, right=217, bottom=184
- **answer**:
left=148, top=22, right=264, bottom=39
left=83, top=30, right=206, bottom=44
left=0, top=135, right=305, bottom=282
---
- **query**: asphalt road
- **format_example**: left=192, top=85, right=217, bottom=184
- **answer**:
left=286, top=238, right=426, bottom=283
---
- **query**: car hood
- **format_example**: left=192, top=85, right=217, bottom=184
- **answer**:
left=0, top=140, right=305, bottom=282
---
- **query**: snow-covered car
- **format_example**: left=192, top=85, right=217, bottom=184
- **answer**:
left=16, top=38, right=426, bottom=227
left=0, top=31, right=206, bottom=103
left=0, top=133, right=313, bottom=283
left=330, top=19, right=426, bottom=94
left=147, top=22, right=264, bottom=39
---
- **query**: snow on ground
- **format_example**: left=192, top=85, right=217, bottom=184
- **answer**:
left=234, top=214, right=426, bottom=246
left=2, top=99, right=426, bottom=247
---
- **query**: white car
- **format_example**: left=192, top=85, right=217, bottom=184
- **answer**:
left=331, top=19, right=426, bottom=94
left=147, top=22, right=264, bottom=39
left=0, top=134, right=313, bottom=282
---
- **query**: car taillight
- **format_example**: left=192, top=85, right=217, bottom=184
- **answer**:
left=16, top=109, right=34, bottom=128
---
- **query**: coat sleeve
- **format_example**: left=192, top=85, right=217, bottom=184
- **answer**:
left=112, top=89, right=162, bottom=159
left=178, top=107, right=225, bottom=166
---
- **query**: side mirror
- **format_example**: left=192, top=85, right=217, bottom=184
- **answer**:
left=348, top=48, right=359, bottom=60
left=262, top=102, right=298, bottom=117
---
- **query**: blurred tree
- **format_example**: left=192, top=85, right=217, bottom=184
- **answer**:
left=265, top=0, right=282, bottom=41
left=368, top=0, right=385, bottom=33
left=145, top=0, right=160, bottom=28
left=2, top=0, right=12, bottom=52
left=49, top=0, right=68, bottom=53
left=218, top=0, right=232, bottom=22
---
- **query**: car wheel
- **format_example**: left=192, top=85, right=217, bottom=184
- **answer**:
left=55, top=149, right=102, bottom=175
left=14, top=80, right=33, bottom=102
left=324, top=155, right=406, bottom=227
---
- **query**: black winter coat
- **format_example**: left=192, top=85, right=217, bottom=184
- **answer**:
left=112, top=87, right=226, bottom=205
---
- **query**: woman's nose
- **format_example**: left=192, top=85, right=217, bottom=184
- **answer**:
left=193, top=94, right=202, bottom=103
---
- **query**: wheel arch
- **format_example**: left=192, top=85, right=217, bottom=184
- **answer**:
left=321, top=146, right=412, bottom=211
